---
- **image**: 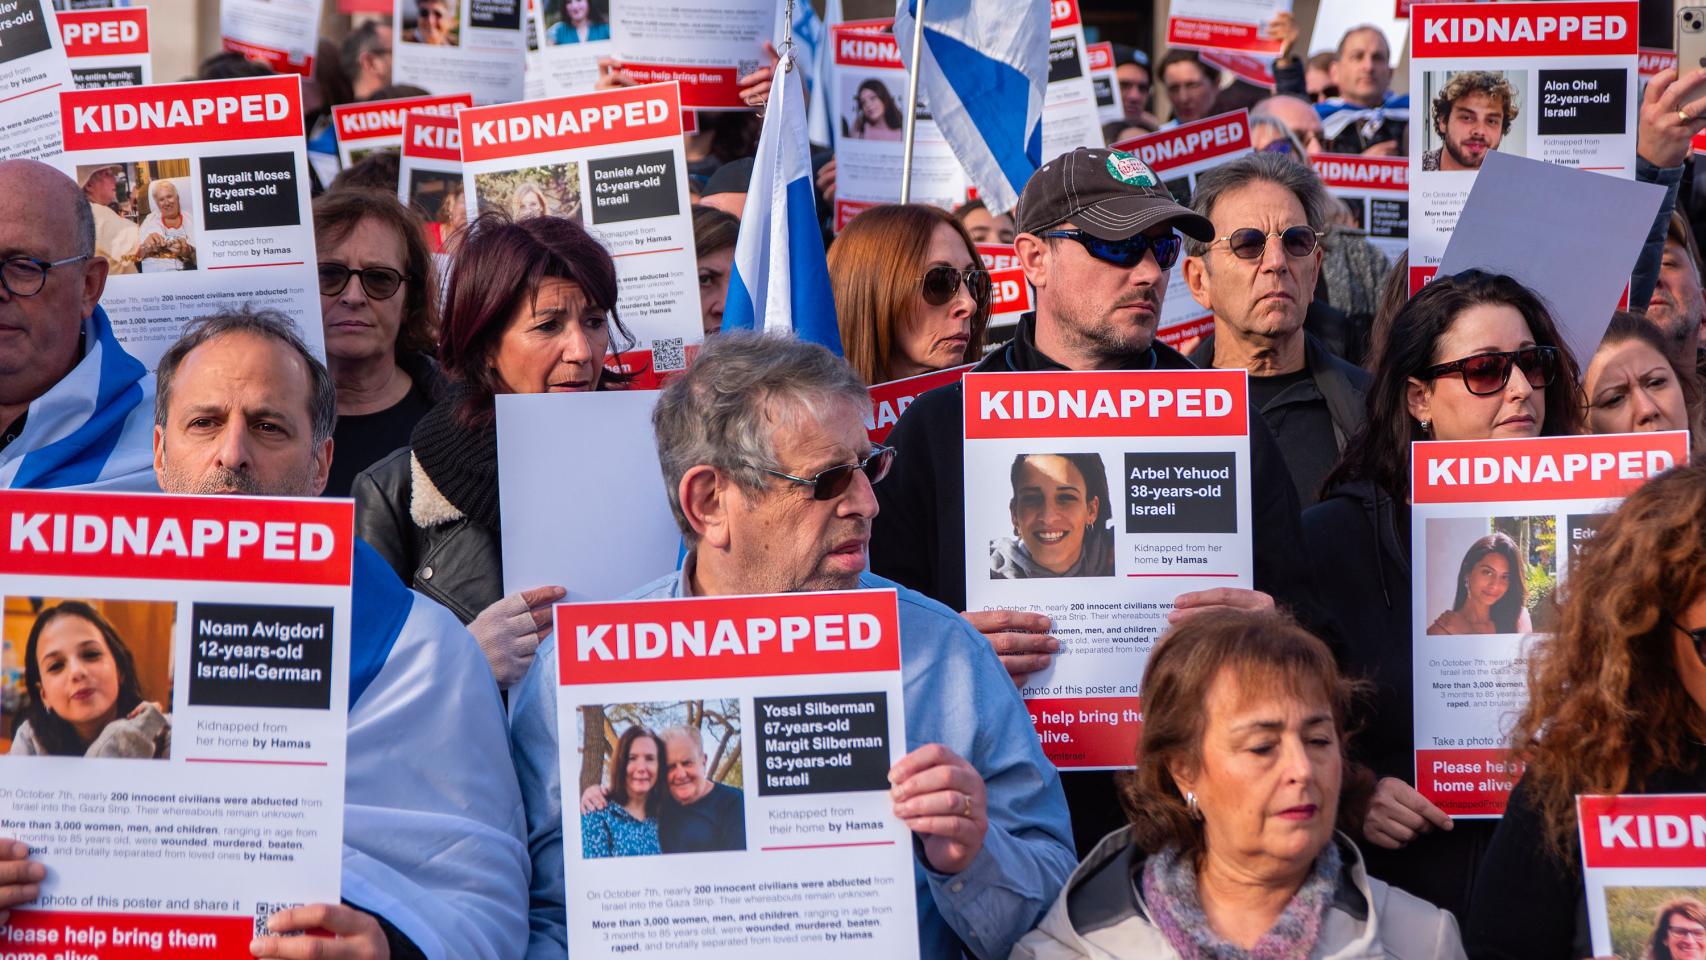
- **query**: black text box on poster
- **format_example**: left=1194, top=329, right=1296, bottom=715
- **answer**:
left=1124, top=452, right=1238, bottom=534
left=202, top=151, right=300, bottom=231
left=1048, top=36, right=1083, bottom=84
left=188, top=602, right=334, bottom=709
left=755, top=692, right=891, bottom=797
left=468, top=0, right=520, bottom=31
left=1370, top=198, right=1408, bottom=237
left=0, top=0, right=54, bottom=66
left=1566, top=512, right=1611, bottom=561
left=587, top=149, right=679, bottom=226
left=72, top=66, right=145, bottom=89
left=1537, top=69, right=1626, bottom=136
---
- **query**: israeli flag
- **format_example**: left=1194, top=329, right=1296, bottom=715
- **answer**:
left=0, top=306, right=158, bottom=492
left=721, top=52, right=842, bottom=353
left=895, top=0, right=1047, bottom=214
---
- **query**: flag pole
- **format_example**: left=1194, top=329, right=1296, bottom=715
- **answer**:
left=899, top=0, right=926, bottom=204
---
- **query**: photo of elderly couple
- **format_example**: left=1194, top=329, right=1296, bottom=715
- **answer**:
left=576, top=699, right=746, bottom=859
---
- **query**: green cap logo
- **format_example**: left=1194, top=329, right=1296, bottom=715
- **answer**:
left=1106, top=151, right=1157, bottom=187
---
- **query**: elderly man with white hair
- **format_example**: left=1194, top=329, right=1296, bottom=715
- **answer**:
left=510, top=331, right=1076, bottom=960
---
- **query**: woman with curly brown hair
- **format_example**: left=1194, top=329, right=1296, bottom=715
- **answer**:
left=1013, top=609, right=1464, bottom=958
left=1464, top=458, right=1706, bottom=959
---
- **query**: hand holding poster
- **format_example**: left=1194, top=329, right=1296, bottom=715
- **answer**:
left=610, top=0, right=776, bottom=110
left=459, top=83, right=702, bottom=387
left=393, top=0, right=525, bottom=105
left=0, top=0, right=74, bottom=161
left=554, top=590, right=920, bottom=956
left=0, top=489, right=353, bottom=955
left=331, top=92, right=472, bottom=168
left=56, top=75, right=324, bottom=371
left=829, top=19, right=967, bottom=230
left=1411, top=432, right=1689, bottom=817
left=962, top=369, right=1253, bottom=769
left=1581, top=794, right=1706, bottom=957
left=58, top=6, right=149, bottom=89
left=1112, top=111, right=1253, bottom=347
left=1407, top=1, right=1638, bottom=290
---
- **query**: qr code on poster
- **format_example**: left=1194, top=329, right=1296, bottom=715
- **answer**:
left=652, top=337, right=687, bottom=372
left=737, top=59, right=760, bottom=79
left=254, top=902, right=305, bottom=938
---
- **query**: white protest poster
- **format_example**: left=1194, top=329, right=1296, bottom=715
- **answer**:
left=1200, top=51, right=1275, bottom=90
left=58, top=6, right=149, bottom=89
left=1167, top=0, right=1289, bottom=57
left=393, top=0, right=525, bottom=105
left=220, top=0, right=317, bottom=76
left=978, top=242, right=1031, bottom=342
left=611, top=0, right=774, bottom=110
left=460, top=83, right=701, bottom=387
left=865, top=363, right=970, bottom=444
left=56, top=75, right=324, bottom=371
left=332, top=92, right=473, bottom=167
left=496, top=391, right=681, bottom=603
left=962, top=369, right=1253, bottom=770
left=532, top=0, right=613, bottom=97
left=1313, top=153, right=1407, bottom=263
left=1581, top=794, right=1706, bottom=957
left=0, top=489, right=352, bottom=954
left=1112, top=111, right=1253, bottom=348
left=0, top=0, right=74, bottom=161
left=829, top=18, right=966, bottom=231
left=523, top=0, right=547, bottom=100
left=1436, top=151, right=1663, bottom=365
left=1407, top=1, right=1637, bottom=292
left=1308, top=0, right=1407, bottom=67
left=1410, top=432, right=1689, bottom=818
left=1042, top=0, right=1103, bottom=158
left=1086, top=41, right=1120, bottom=125
left=555, top=590, right=920, bottom=956
left=399, top=110, right=465, bottom=253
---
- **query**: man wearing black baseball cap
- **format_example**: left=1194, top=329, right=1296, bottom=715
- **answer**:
left=868, top=147, right=1325, bottom=854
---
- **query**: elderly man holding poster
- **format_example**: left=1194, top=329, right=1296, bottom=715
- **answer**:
left=0, top=159, right=157, bottom=492
left=510, top=332, right=1076, bottom=960
left=0, top=307, right=528, bottom=959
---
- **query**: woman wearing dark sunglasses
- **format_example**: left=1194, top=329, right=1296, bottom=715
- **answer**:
left=313, top=188, right=447, bottom=497
left=1301, top=270, right=1582, bottom=920
left=354, top=212, right=636, bottom=690
left=1465, top=458, right=1706, bottom=960
left=829, top=204, right=990, bottom=385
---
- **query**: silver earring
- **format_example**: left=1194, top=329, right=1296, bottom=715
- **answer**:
left=1185, top=791, right=1202, bottom=820
left=1420, top=418, right=1432, bottom=435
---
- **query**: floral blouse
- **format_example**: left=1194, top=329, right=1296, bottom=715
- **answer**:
left=581, top=802, right=661, bottom=859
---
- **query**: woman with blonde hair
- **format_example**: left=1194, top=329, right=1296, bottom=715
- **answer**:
left=1465, top=458, right=1706, bottom=958
left=828, top=203, right=989, bottom=385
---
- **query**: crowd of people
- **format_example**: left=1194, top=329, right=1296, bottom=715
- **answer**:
left=2, top=10, right=1706, bottom=960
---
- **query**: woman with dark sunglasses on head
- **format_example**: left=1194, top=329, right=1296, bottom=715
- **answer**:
left=353, top=212, right=636, bottom=690
left=828, top=204, right=990, bottom=385
left=1301, top=270, right=1581, bottom=921
left=1464, top=458, right=1706, bottom=959
left=313, top=188, right=448, bottom=497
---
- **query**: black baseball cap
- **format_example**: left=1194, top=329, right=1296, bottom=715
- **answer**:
left=1015, top=147, right=1214, bottom=243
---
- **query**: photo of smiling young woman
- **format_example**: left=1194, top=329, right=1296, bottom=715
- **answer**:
left=990, top=452, right=1116, bottom=580
left=2, top=597, right=174, bottom=760
left=1423, top=519, right=1553, bottom=636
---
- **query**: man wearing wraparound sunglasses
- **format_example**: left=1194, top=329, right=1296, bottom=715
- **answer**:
left=509, top=332, right=1075, bottom=960
left=869, top=146, right=1327, bottom=854
left=1181, top=152, right=1371, bottom=508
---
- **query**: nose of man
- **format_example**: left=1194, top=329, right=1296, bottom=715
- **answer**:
left=213, top=420, right=253, bottom=473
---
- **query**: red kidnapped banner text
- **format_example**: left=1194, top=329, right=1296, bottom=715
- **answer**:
left=1412, top=1, right=1636, bottom=58
left=58, top=8, right=148, bottom=56
left=333, top=92, right=471, bottom=143
left=1113, top=110, right=1251, bottom=174
left=460, top=83, right=682, bottom=162
left=61, top=75, right=302, bottom=150
left=0, top=490, right=353, bottom=586
left=1411, top=432, right=1688, bottom=505
left=1580, top=794, right=1706, bottom=868
left=558, top=590, right=901, bottom=685
left=867, top=365, right=970, bottom=443
left=2, top=910, right=254, bottom=959
left=963, top=370, right=1248, bottom=440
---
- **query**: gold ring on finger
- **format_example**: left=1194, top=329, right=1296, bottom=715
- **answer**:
left=1682, top=109, right=1695, bottom=124
left=961, top=792, right=972, bottom=818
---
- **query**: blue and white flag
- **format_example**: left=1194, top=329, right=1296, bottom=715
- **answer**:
left=895, top=0, right=1047, bottom=215
left=721, top=53, right=842, bottom=352
left=0, top=305, right=158, bottom=492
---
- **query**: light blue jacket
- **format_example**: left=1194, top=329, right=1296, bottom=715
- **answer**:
left=509, top=567, right=1077, bottom=959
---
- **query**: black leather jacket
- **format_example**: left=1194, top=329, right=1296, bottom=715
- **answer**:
left=351, top=446, right=501, bottom=624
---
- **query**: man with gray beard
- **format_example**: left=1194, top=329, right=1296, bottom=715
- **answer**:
left=869, top=146, right=1326, bottom=856
left=1644, top=212, right=1706, bottom=371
